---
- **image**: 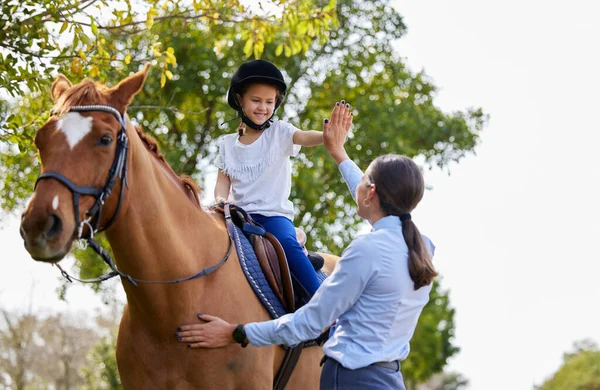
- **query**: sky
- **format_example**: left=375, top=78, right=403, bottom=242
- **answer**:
left=1, top=0, right=600, bottom=389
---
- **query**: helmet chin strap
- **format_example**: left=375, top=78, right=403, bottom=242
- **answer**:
left=240, top=112, right=273, bottom=131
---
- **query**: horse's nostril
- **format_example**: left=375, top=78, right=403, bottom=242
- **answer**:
left=44, top=214, right=63, bottom=240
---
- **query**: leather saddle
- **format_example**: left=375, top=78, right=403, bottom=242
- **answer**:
left=213, top=203, right=315, bottom=313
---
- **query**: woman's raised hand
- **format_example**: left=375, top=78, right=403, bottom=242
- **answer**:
left=323, top=100, right=353, bottom=164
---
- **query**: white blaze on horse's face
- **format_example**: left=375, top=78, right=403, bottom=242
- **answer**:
left=52, top=195, right=59, bottom=210
left=56, top=112, right=93, bottom=149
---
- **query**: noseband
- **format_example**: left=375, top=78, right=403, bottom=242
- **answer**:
left=35, top=104, right=232, bottom=286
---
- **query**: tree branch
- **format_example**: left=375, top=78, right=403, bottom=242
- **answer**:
left=0, top=42, right=76, bottom=60
left=18, top=0, right=98, bottom=26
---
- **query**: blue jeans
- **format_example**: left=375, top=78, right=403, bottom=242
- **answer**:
left=250, top=214, right=321, bottom=295
left=320, top=358, right=406, bottom=390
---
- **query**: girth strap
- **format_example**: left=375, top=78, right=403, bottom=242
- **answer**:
left=274, top=343, right=305, bottom=390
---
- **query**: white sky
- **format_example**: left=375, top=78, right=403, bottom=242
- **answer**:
left=2, top=0, right=600, bottom=388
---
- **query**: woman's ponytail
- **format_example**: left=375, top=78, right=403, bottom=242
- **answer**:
left=368, top=154, right=438, bottom=290
left=402, top=219, right=437, bottom=290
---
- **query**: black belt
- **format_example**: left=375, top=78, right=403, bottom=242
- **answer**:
left=319, top=355, right=401, bottom=372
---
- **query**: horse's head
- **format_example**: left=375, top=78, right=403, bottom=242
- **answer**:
left=20, top=64, right=150, bottom=262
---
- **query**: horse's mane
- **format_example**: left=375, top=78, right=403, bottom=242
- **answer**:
left=133, top=126, right=201, bottom=206
left=55, top=78, right=201, bottom=206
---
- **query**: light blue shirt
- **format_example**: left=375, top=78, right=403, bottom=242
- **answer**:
left=245, top=159, right=435, bottom=369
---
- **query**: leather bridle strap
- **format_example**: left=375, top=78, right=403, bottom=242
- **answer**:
left=35, top=105, right=129, bottom=234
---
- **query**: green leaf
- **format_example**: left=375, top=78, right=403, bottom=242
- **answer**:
left=59, top=21, right=69, bottom=34
left=253, top=40, right=264, bottom=58
left=323, top=0, right=336, bottom=13
left=297, top=21, right=308, bottom=35
left=243, top=38, right=253, bottom=58
left=275, top=43, right=284, bottom=56
left=80, top=33, right=92, bottom=46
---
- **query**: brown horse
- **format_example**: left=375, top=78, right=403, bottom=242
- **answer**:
left=19, top=65, right=335, bottom=389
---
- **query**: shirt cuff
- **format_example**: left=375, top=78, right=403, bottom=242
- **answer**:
left=245, top=320, right=278, bottom=347
left=338, top=159, right=363, bottom=201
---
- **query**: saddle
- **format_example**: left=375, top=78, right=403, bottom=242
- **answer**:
left=214, top=203, right=296, bottom=311
left=214, top=204, right=329, bottom=390
left=214, top=203, right=325, bottom=313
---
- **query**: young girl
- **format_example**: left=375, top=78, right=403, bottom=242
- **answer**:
left=214, top=59, right=351, bottom=296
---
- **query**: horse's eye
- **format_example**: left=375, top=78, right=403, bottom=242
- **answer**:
left=99, top=135, right=113, bottom=146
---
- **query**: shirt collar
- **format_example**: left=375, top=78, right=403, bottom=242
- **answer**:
left=372, top=215, right=402, bottom=231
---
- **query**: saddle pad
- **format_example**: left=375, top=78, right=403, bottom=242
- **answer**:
left=232, top=225, right=288, bottom=319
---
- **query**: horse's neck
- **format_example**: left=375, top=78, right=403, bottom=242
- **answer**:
left=105, top=127, right=229, bottom=286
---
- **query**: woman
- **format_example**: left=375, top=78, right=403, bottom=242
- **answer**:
left=175, top=103, right=438, bottom=389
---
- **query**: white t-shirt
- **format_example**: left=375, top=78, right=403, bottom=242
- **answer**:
left=215, top=121, right=301, bottom=220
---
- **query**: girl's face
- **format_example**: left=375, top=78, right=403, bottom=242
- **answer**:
left=238, top=83, right=278, bottom=125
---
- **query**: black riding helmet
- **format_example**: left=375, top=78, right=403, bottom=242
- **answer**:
left=227, top=60, right=287, bottom=130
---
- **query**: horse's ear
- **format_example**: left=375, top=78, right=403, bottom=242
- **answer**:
left=51, top=75, right=72, bottom=102
left=110, top=63, right=151, bottom=109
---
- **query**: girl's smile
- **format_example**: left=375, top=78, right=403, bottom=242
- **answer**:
left=238, top=83, right=278, bottom=125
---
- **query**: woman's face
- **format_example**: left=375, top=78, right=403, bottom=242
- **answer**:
left=356, top=173, right=374, bottom=220
left=239, top=83, right=278, bottom=125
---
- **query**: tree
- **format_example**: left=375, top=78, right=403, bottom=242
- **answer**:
left=0, top=0, right=336, bottom=96
left=0, top=309, right=42, bottom=390
left=80, top=305, right=122, bottom=390
left=0, top=307, right=102, bottom=390
left=403, top=281, right=460, bottom=388
left=80, top=334, right=121, bottom=390
left=536, top=339, right=600, bottom=390
left=36, top=313, right=102, bottom=390
left=0, top=0, right=337, bottom=145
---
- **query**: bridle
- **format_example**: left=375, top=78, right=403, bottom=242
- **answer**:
left=35, top=105, right=233, bottom=286
left=37, top=105, right=129, bottom=237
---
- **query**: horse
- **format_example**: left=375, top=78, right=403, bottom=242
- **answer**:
left=19, top=64, right=337, bottom=389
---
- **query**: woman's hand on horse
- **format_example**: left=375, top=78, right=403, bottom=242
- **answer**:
left=176, top=314, right=237, bottom=349
left=323, top=100, right=353, bottom=164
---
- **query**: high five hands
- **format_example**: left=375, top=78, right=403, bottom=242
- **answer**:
left=323, top=100, right=353, bottom=164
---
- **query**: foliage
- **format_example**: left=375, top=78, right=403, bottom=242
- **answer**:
left=0, top=0, right=336, bottom=96
left=537, top=339, right=600, bottom=390
left=0, top=308, right=103, bottom=389
left=0, top=309, right=42, bottom=390
left=403, top=281, right=459, bottom=387
left=80, top=308, right=122, bottom=390
left=0, top=0, right=337, bottom=147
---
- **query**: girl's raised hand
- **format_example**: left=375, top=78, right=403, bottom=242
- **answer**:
left=323, top=100, right=353, bottom=164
